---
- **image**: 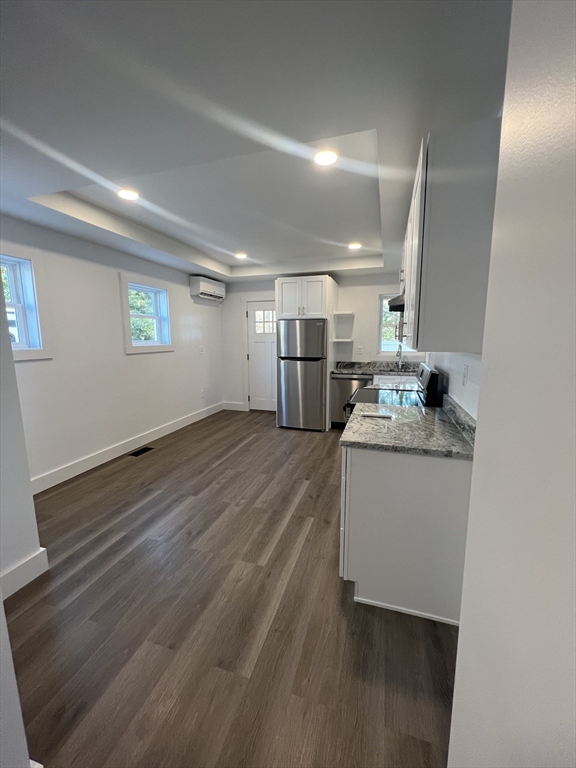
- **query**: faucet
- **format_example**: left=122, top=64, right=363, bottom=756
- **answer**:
left=396, top=343, right=404, bottom=372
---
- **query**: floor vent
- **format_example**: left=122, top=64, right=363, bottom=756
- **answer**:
left=129, top=446, right=154, bottom=457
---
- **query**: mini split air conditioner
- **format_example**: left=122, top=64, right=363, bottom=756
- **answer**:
left=189, top=276, right=226, bottom=302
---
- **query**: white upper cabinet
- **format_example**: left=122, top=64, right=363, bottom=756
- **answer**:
left=276, top=277, right=301, bottom=318
left=401, top=143, right=425, bottom=350
left=402, top=119, right=501, bottom=353
left=301, top=276, right=327, bottom=317
left=276, top=275, right=336, bottom=319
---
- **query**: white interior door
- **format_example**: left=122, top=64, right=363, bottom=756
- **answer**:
left=248, top=301, right=277, bottom=411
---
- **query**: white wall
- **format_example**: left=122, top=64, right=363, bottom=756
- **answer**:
left=0, top=594, right=29, bottom=768
left=1, top=215, right=225, bottom=493
left=335, top=273, right=404, bottom=362
left=448, top=2, right=576, bottom=767
left=0, top=289, right=48, bottom=597
left=1, top=232, right=49, bottom=765
left=428, top=352, right=482, bottom=418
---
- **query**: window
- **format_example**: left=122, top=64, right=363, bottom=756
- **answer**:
left=120, top=274, right=173, bottom=354
left=254, top=309, right=276, bottom=334
left=128, top=284, right=169, bottom=344
left=379, top=295, right=403, bottom=352
left=1, top=254, right=43, bottom=351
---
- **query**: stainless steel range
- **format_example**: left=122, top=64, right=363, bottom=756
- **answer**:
left=344, top=363, right=442, bottom=422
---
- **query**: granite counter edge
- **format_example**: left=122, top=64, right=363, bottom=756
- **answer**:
left=339, top=438, right=474, bottom=460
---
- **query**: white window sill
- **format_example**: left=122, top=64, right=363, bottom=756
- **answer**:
left=13, top=348, right=53, bottom=362
left=124, top=344, right=175, bottom=355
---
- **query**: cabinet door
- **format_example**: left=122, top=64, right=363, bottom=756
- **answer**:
left=402, top=210, right=414, bottom=347
left=403, top=141, right=425, bottom=349
left=399, top=242, right=407, bottom=293
left=301, top=276, right=327, bottom=317
left=340, top=447, right=351, bottom=578
left=276, top=278, right=301, bottom=318
left=416, top=119, right=500, bottom=353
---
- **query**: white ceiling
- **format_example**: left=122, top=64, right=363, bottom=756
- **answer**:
left=72, top=129, right=384, bottom=267
left=0, top=0, right=511, bottom=281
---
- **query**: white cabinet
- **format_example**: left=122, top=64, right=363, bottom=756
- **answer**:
left=401, top=143, right=425, bottom=350
left=401, top=119, right=501, bottom=353
left=275, top=275, right=337, bottom=319
left=340, top=446, right=473, bottom=624
left=276, top=277, right=300, bottom=318
left=300, top=276, right=327, bottom=317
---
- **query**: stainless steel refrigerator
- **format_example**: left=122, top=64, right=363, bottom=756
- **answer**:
left=276, top=319, right=327, bottom=431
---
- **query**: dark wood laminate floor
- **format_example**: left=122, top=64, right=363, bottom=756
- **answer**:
left=5, top=410, right=458, bottom=768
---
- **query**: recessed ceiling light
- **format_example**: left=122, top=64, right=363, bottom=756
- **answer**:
left=117, top=188, right=139, bottom=200
left=235, top=252, right=248, bottom=260
left=348, top=242, right=362, bottom=250
left=313, top=150, right=338, bottom=166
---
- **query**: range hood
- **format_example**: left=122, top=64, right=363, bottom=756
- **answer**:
left=388, top=292, right=405, bottom=312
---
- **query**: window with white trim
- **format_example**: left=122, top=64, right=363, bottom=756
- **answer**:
left=1, top=254, right=43, bottom=350
left=378, top=295, right=412, bottom=352
left=127, top=282, right=171, bottom=345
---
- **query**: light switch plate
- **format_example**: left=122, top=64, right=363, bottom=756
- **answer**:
left=462, top=365, right=469, bottom=387
left=199, top=346, right=205, bottom=355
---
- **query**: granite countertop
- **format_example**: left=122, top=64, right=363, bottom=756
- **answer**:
left=331, top=369, right=416, bottom=376
left=331, top=370, right=375, bottom=376
left=331, top=362, right=421, bottom=376
left=340, top=403, right=474, bottom=460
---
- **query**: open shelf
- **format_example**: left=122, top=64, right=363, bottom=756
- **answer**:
left=333, top=312, right=355, bottom=346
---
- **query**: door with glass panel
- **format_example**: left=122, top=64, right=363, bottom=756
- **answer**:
left=247, top=301, right=277, bottom=411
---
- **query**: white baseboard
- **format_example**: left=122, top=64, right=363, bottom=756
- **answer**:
left=30, top=403, right=226, bottom=494
left=221, top=401, right=249, bottom=411
left=353, top=595, right=459, bottom=626
left=1, top=548, right=49, bottom=599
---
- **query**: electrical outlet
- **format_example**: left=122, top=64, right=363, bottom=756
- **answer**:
left=358, top=345, right=363, bottom=355
left=199, top=346, right=205, bottom=355
left=462, top=365, right=469, bottom=387
left=201, top=389, right=205, bottom=399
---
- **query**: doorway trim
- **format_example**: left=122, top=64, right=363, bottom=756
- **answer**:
left=246, top=299, right=276, bottom=411
left=235, top=290, right=275, bottom=411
